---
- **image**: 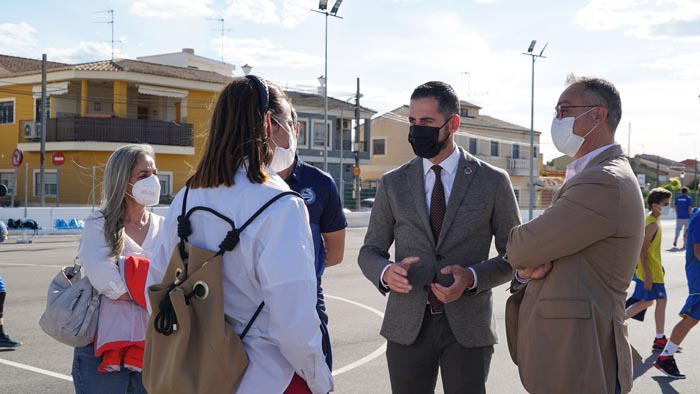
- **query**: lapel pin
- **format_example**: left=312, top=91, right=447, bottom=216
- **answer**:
left=463, top=167, right=473, bottom=175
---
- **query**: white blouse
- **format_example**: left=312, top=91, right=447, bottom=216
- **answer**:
left=79, top=211, right=164, bottom=300
left=146, top=166, right=333, bottom=394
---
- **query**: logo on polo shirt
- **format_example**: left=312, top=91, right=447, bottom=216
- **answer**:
left=300, top=187, right=316, bottom=205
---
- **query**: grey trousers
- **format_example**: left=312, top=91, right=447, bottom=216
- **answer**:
left=386, top=307, right=494, bottom=394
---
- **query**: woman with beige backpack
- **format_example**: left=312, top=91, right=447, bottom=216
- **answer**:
left=145, top=76, right=333, bottom=394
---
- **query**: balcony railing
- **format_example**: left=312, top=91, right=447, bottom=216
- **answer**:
left=507, top=157, right=531, bottom=176
left=20, top=117, right=193, bottom=147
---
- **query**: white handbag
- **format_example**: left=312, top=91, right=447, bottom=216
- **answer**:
left=39, top=260, right=100, bottom=347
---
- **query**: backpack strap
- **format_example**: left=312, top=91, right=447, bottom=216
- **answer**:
left=158, top=188, right=301, bottom=338
left=180, top=190, right=299, bottom=256
left=176, top=186, right=192, bottom=262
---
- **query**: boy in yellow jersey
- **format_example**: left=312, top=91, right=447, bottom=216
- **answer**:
left=626, top=187, right=673, bottom=350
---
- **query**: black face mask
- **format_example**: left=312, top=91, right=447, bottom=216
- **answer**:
left=408, top=116, right=452, bottom=159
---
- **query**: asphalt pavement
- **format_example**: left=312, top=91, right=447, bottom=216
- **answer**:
left=0, top=221, right=697, bottom=393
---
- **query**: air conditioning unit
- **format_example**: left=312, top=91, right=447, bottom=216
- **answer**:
left=23, top=121, right=39, bottom=139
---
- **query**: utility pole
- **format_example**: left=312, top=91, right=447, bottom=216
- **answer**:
left=461, top=71, right=470, bottom=98
left=628, top=122, right=631, bottom=158
left=695, top=157, right=698, bottom=205
left=354, top=77, right=361, bottom=212
left=39, top=54, right=47, bottom=207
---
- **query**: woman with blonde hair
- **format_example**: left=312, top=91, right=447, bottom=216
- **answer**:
left=73, top=144, right=164, bottom=394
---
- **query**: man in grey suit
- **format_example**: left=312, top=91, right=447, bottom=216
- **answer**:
left=358, top=81, right=521, bottom=393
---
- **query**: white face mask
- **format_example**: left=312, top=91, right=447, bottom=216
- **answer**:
left=128, top=174, right=161, bottom=206
left=269, top=117, right=296, bottom=173
left=551, top=107, right=598, bottom=157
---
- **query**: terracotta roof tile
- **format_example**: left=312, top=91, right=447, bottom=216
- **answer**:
left=0, top=54, right=69, bottom=76
left=0, top=54, right=234, bottom=84
left=286, top=90, right=376, bottom=114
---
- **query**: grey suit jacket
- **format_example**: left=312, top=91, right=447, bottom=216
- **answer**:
left=358, top=147, right=521, bottom=348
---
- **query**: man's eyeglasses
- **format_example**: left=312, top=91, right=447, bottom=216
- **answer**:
left=553, top=105, right=601, bottom=119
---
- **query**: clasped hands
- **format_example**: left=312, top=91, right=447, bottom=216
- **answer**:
left=516, top=261, right=553, bottom=281
left=382, top=257, right=474, bottom=303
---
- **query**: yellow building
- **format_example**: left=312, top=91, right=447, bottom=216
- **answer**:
left=0, top=54, right=231, bottom=206
left=365, top=101, right=546, bottom=208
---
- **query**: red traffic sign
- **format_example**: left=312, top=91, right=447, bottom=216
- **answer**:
left=11, top=148, right=23, bottom=167
left=51, top=152, right=65, bottom=166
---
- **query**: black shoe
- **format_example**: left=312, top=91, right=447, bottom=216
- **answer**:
left=673, top=242, right=677, bottom=247
left=0, top=333, right=22, bottom=348
left=654, top=356, right=686, bottom=379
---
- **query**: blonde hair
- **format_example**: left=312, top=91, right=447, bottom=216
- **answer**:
left=99, top=144, right=155, bottom=257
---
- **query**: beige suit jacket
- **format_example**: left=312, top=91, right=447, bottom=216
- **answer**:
left=505, top=145, right=645, bottom=394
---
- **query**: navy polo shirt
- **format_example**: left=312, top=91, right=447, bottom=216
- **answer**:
left=285, top=158, right=347, bottom=278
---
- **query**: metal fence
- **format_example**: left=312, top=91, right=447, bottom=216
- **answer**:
left=20, top=117, right=193, bottom=146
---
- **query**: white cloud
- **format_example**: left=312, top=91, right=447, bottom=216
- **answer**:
left=0, top=22, right=39, bottom=55
left=129, top=0, right=215, bottom=18
left=218, top=37, right=323, bottom=69
left=224, top=0, right=315, bottom=28
left=0, top=22, right=124, bottom=64
left=644, top=52, right=700, bottom=78
left=281, top=0, right=317, bottom=28
left=224, top=0, right=280, bottom=24
left=575, top=0, right=700, bottom=40
left=46, top=42, right=127, bottom=64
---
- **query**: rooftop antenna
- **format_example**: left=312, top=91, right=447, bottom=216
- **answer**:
left=208, top=17, right=231, bottom=63
left=94, top=9, right=121, bottom=60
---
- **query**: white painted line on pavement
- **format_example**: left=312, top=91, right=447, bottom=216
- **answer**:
left=0, top=262, right=60, bottom=268
left=0, top=294, right=387, bottom=382
left=0, top=357, right=73, bottom=382
left=325, top=294, right=387, bottom=377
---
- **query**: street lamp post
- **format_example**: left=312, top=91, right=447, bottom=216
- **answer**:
left=241, top=63, right=252, bottom=76
left=522, top=40, right=547, bottom=221
left=312, top=0, right=343, bottom=173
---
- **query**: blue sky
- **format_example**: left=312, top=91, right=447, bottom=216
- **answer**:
left=2, top=0, right=700, bottom=161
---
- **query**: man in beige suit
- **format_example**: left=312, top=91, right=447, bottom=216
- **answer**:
left=505, top=76, right=645, bottom=394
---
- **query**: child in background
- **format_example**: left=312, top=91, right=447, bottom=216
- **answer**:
left=626, top=187, right=673, bottom=351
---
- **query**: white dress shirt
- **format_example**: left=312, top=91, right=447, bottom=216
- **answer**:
left=79, top=211, right=163, bottom=299
left=381, top=147, right=478, bottom=289
left=422, top=146, right=460, bottom=215
left=565, top=144, right=615, bottom=182
left=146, top=165, right=333, bottom=394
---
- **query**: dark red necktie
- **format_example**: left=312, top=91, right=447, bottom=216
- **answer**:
left=430, top=165, right=446, bottom=241
left=428, top=165, right=445, bottom=313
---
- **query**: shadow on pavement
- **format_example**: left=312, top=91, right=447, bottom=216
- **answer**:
left=634, top=352, right=682, bottom=394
